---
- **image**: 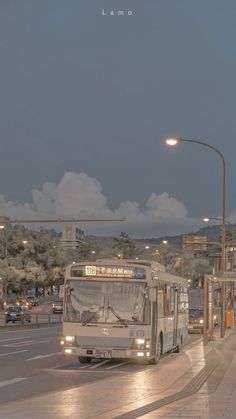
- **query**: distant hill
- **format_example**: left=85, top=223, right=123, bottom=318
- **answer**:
left=136, top=224, right=236, bottom=249
left=86, top=223, right=236, bottom=250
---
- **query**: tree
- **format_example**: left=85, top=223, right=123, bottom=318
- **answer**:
left=113, top=232, right=138, bottom=259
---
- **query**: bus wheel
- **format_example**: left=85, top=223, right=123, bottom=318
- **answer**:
left=149, top=334, right=162, bottom=365
left=78, top=356, right=92, bottom=364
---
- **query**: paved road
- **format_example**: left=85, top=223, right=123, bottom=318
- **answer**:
left=0, top=326, right=201, bottom=406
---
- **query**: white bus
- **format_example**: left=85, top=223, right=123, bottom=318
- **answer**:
left=61, top=259, right=189, bottom=364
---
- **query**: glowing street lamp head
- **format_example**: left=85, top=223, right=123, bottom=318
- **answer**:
left=165, top=138, right=180, bottom=147
left=203, top=218, right=210, bottom=222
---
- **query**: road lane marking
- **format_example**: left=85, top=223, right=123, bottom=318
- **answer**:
left=0, top=325, right=61, bottom=334
left=0, top=336, right=31, bottom=343
left=0, top=378, right=27, bottom=388
left=2, top=340, right=35, bottom=347
left=105, top=361, right=130, bottom=370
left=89, top=360, right=110, bottom=369
left=26, top=352, right=62, bottom=361
left=25, top=339, right=51, bottom=345
left=2, top=339, right=52, bottom=347
left=0, top=350, right=29, bottom=357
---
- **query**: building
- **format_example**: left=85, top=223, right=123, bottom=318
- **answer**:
left=61, top=223, right=84, bottom=249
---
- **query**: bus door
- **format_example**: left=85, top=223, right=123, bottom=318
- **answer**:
left=173, top=285, right=179, bottom=347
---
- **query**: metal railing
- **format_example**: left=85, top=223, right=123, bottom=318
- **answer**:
left=0, top=312, right=62, bottom=328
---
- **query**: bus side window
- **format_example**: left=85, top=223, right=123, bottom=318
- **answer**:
left=178, top=287, right=188, bottom=313
left=170, top=286, right=175, bottom=315
left=158, top=282, right=164, bottom=317
left=164, top=284, right=170, bottom=316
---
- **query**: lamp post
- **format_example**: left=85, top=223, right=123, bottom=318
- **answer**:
left=165, top=137, right=226, bottom=337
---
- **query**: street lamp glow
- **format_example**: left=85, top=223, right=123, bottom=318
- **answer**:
left=0, top=225, right=5, bottom=230
left=162, top=240, right=168, bottom=244
left=22, top=240, right=28, bottom=245
left=203, top=216, right=230, bottom=225
left=165, top=138, right=179, bottom=146
left=145, top=246, right=150, bottom=249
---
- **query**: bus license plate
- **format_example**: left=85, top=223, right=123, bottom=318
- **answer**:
left=95, top=350, right=112, bottom=358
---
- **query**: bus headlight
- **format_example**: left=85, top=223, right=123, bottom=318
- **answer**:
left=63, top=336, right=76, bottom=347
left=65, top=336, right=75, bottom=342
left=136, top=339, right=145, bottom=345
left=134, top=338, right=150, bottom=350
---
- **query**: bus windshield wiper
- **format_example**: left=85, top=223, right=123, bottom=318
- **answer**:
left=108, top=305, right=128, bottom=327
left=83, top=306, right=104, bottom=326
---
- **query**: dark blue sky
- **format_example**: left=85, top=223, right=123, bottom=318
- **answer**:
left=0, top=1, right=236, bottom=236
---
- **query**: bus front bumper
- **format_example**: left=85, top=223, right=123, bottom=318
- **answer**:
left=62, top=346, right=151, bottom=359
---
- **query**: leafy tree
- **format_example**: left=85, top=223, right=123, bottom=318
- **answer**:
left=113, top=232, right=138, bottom=259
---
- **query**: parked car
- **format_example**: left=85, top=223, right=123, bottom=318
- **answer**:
left=5, top=306, right=31, bottom=323
left=188, top=308, right=204, bottom=333
left=52, top=300, right=63, bottom=314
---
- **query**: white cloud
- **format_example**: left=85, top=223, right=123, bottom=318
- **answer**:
left=146, top=192, right=188, bottom=219
left=32, top=172, right=112, bottom=218
left=0, top=172, right=203, bottom=237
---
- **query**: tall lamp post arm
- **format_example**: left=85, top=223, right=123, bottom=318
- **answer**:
left=179, top=139, right=226, bottom=274
left=166, top=136, right=226, bottom=338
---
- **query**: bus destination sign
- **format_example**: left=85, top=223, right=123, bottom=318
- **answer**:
left=70, top=265, right=146, bottom=279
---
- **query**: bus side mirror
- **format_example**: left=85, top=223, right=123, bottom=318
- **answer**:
left=149, top=288, right=156, bottom=302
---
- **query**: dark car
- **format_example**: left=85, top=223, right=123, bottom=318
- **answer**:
left=5, top=306, right=31, bottom=323
left=52, top=300, right=63, bottom=314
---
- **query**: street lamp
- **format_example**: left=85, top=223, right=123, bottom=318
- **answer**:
left=166, top=138, right=179, bottom=146
left=203, top=217, right=230, bottom=224
left=165, top=137, right=226, bottom=337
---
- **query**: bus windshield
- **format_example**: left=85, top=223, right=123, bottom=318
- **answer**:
left=64, top=280, right=150, bottom=325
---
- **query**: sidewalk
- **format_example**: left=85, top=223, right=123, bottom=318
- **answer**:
left=1, top=329, right=236, bottom=419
